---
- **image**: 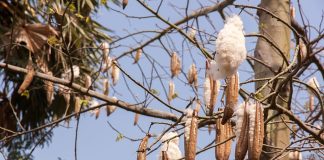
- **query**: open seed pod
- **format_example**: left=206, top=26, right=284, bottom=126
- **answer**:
left=18, top=56, right=35, bottom=94
left=203, top=74, right=220, bottom=116
left=247, top=102, right=264, bottom=160
left=170, top=52, right=181, bottom=78
left=137, top=134, right=151, bottom=160
left=235, top=102, right=248, bottom=160
left=222, top=73, right=239, bottom=124
left=215, top=108, right=233, bottom=160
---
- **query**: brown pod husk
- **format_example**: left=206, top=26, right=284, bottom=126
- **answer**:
left=45, top=71, right=54, bottom=105
left=222, top=73, right=239, bottom=124
left=111, top=62, right=120, bottom=86
left=168, top=81, right=175, bottom=102
left=134, top=113, right=140, bottom=126
left=215, top=109, right=232, bottom=160
left=247, top=102, right=264, bottom=160
left=235, top=103, right=248, bottom=160
left=137, top=134, right=150, bottom=160
left=84, top=74, right=91, bottom=88
left=18, top=58, right=35, bottom=94
left=187, top=64, right=197, bottom=89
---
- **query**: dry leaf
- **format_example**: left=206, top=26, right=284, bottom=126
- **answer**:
left=7, top=23, right=58, bottom=53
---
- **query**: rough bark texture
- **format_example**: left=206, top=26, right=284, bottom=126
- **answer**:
left=254, top=0, right=291, bottom=159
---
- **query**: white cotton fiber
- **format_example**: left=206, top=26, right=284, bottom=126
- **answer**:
left=158, top=132, right=182, bottom=160
left=208, top=15, right=246, bottom=80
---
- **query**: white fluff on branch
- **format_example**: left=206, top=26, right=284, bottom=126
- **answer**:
left=158, top=132, right=182, bottom=160
left=233, top=102, right=245, bottom=140
left=184, top=108, right=193, bottom=141
left=207, top=15, right=246, bottom=80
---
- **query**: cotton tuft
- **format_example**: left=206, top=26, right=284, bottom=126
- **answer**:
left=158, top=132, right=182, bottom=160
left=207, top=15, right=246, bottom=80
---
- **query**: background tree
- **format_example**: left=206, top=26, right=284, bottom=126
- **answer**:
left=0, top=0, right=323, bottom=159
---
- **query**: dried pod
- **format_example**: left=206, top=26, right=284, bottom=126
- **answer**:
left=134, top=113, right=140, bottom=126
left=111, top=62, right=120, bottom=86
left=101, top=42, right=110, bottom=59
left=84, top=74, right=92, bottom=88
left=137, top=134, right=151, bottom=160
left=222, top=73, right=239, bottom=124
left=74, top=97, right=81, bottom=117
left=61, top=65, right=80, bottom=80
left=122, top=0, right=128, bottom=9
left=102, top=56, right=112, bottom=72
left=290, top=5, right=296, bottom=20
left=204, top=76, right=211, bottom=111
left=187, top=64, right=198, bottom=89
left=58, top=84, right=71, bottom=108
left=188, top=27, right=196, bottom=40
left=134, top=48, right=142, bottom=64
left=187, top=102, right=200, bottom=160
left=215, top=108, right=233, bottom=160
left=184, top=108, right=193, bottom=158
left=170, top=52, right=181, bottom=78
left=235, top=102, right=248, bottom=160
left=94, top=108, right=100, bottom=119
left=209, top=79, right=220, bottom=116
left=103, top=78, right=109, bottom=95
left=299, top=39, right=307, bottom=60
left=18, top=58, right=35, bottom=94
left=247, top=102, right=264, bottom=160
left=168, top=81, right=175, bottom=102
left=289, top=150, right=302, bottom=160
left=159, top=132, right=182, bottom=160
left=106, top=97, right=117, bottom=116
left=45, top=71, right=54, bottom=105
left=307, top=77, right=319, bottom=112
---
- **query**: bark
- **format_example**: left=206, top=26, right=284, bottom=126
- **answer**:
left=254, top=0, right=291, bottom=159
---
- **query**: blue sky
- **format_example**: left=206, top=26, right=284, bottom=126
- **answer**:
left=18, top=0, right=324, bottom=160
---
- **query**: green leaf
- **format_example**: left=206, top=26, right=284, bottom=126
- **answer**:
left=21, top=90, right=30, bottom=99
left=100, top=0, right=107, bottom=5
left=150, top=89, right=159, bottom=95
left=115, top=133, right=123, bottom=142
left=171, top=93, right=178, bottom=99
left=80, top=99, right=89, bottom=106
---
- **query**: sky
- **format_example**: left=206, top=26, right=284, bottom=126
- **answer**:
left=3, top=0, right=322, bottom=160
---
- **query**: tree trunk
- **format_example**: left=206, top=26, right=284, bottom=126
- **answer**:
left=254, top=0, right=291, bottom=159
